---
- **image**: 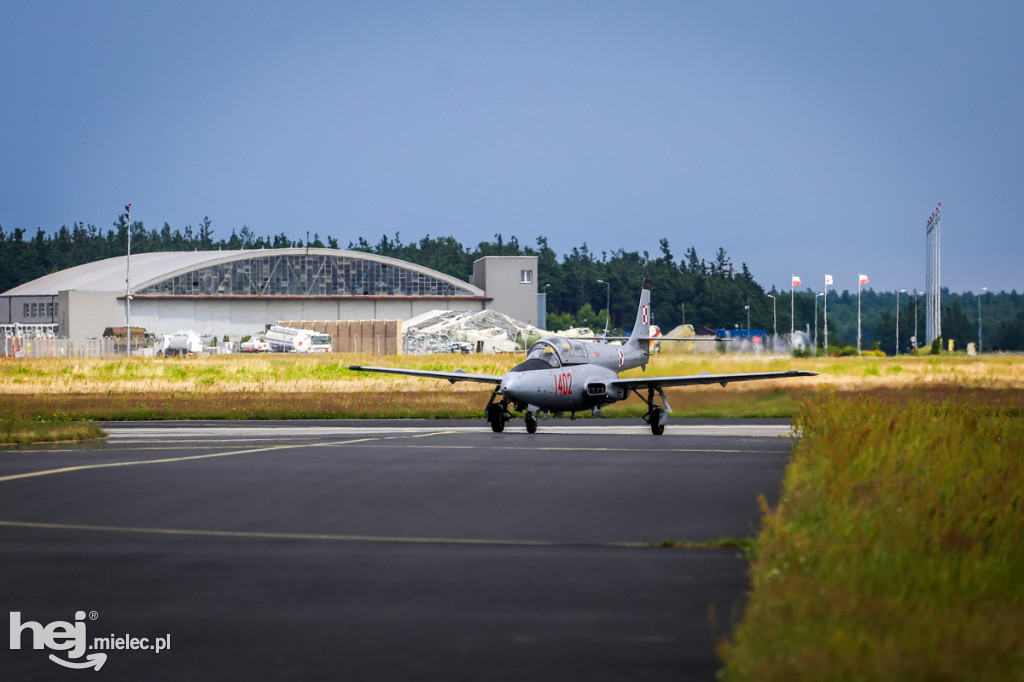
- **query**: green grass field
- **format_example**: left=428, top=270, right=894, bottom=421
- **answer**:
left=722, top=396, right=1024, bottom=681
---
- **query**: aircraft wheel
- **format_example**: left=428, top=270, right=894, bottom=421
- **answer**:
left=487, top=404, right=505, bottom=433
left=525, top=413, right=538, bottom=434
left=650, top=407, right=665, bottom=436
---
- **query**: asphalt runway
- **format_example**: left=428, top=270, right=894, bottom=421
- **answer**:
left=1, top=419, right=794, bottom=681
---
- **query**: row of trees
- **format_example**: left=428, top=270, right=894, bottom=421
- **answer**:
left=347, top=232, right=1024, bottom=353
left=352, top=233, right=784, bottom=336
left=815, top=288, right=1024, bottom=355
left=2, top=217, right=1022, bottom=351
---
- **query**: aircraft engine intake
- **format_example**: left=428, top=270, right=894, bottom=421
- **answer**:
left=584, top=381, right=607, bottom=402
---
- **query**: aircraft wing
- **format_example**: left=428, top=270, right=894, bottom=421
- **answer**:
left=611, top=369, right=817, bottom=390
left=348, top=365, right=504, bottom=385
left=572, top=336, right=720, bottom=342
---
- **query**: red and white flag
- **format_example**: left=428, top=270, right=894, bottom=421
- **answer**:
left=792, top=275, right=801, bottom=287
left=859, top=273, right=870, bottom=285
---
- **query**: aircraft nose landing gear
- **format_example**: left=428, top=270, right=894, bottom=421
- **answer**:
left=524, top=412, right=538, bottom=434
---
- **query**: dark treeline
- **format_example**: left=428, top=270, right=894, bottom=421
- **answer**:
left=3, top=219, right=1023, bottom=351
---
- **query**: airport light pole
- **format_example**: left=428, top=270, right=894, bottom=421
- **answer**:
left=895, top=289, right=906, bottom=355
left=596, top=279, right=610, bottom=337
left=124, top=203, right=132, bottom=358
left=913, top=290, right=920, bottom=350
left=790, top=275, right=799, bottom=337
left=744, top=305, right=750, bottom=335
left=542, top=283, right=551, bottom=331
left=978, top=287, right=988, bottom=352
left=767, top=294, right=776, bottom=345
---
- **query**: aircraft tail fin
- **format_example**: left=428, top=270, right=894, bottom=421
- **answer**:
left=626, top=279, right=653, bottom=348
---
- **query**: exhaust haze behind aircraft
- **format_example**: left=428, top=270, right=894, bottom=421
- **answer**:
left=350, top=279, right=816, bottom=434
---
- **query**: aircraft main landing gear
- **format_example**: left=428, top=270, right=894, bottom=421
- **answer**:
left=487, top=402, right=507, bottom=432
left=648, top=407, right=665, bottom=436
left=635, top=385, right=671, bottom=436
left=486, top=388, right=511, bottom=433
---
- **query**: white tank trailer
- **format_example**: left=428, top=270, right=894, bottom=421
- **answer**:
left=238, top=337, right=270, bottom=353
left=264, top=325, right=332, bottom=353
left=160, top=330, right=204, bottom=356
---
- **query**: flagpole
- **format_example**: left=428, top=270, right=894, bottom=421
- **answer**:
left=857, top=278, right=862, bottom=356
left=790, top=275, right=801, bottom=349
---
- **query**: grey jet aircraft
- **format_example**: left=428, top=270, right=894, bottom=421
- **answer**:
left=349, top=279, right=816, bottom=434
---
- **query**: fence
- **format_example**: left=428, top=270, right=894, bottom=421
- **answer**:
left=277, top=320, right=402, bottom=355
left=1, top=336, right=118, bottom=359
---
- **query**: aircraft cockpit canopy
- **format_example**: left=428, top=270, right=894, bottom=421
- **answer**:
left=546, top=337, right=592, bottom=365
left=513, top=336, right=592, bottom=373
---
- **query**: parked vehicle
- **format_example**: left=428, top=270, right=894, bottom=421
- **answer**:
left=239, top=337, right=270, bottom=353
left=159, top=330, right=204, bottom=356
left=264, top=325, right=332, bottom=353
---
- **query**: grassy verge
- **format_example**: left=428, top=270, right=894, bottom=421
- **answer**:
left=1, top=412, right=106, bottom=445
left=722, top=395, right=1024, bottom=681
left=0, top=391, right=490, bottom=422
left=5, top=386, right=1020, bottom=423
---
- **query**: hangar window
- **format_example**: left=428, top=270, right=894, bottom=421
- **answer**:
left=135, top=253, right=478, bottom=298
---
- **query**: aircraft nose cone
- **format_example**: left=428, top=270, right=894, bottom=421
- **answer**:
left=501, top=373, right=524, bottom=401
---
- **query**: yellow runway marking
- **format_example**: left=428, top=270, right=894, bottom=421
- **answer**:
left=0, top=519, right=651, bottom=550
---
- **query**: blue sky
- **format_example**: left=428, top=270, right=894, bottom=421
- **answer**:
left=2, top=1, right=1022, bottom=294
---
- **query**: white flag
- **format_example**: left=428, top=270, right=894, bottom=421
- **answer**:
left=825, top=274, right=834, bottom=286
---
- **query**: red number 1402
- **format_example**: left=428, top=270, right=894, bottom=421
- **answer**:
left=554, top=372, right=573, bottom=396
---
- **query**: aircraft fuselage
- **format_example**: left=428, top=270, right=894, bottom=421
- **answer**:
left=499, top=336, right=649, bottom=413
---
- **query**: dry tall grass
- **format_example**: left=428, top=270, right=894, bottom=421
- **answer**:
left=2, top=352, right=1022, bottom=422
left=3, top=352, right=1023, bottom=395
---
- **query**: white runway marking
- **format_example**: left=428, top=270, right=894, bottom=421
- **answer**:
left=0, top=437, right=388, bottom=484
left=0, top=519, right=654, bottom=549
left=102, top=422, right=793, bottom=443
